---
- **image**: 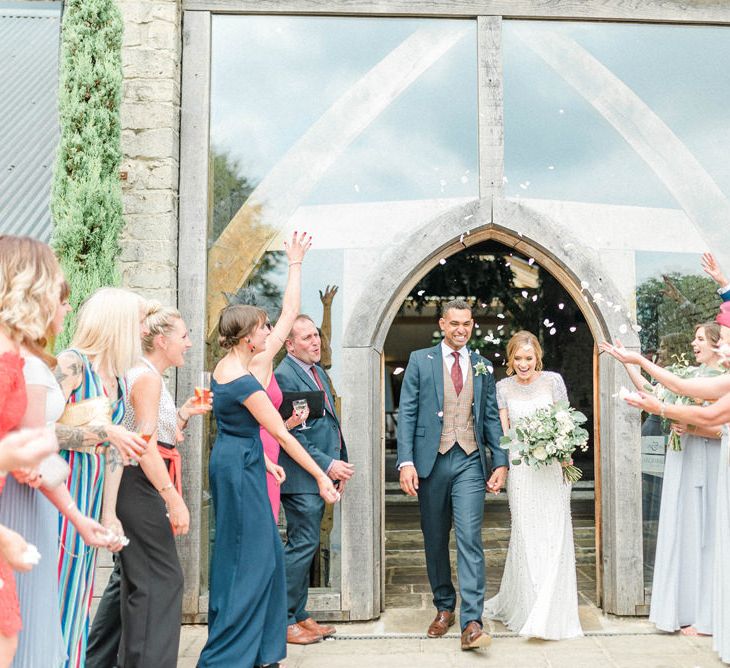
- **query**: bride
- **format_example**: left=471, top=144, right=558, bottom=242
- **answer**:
left=485, top=331, right=583, bottom=640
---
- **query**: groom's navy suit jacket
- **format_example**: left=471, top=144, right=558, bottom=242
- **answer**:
left=275, top=355, right=348, bottom=495
left=396, top=344, right=507, bottom=480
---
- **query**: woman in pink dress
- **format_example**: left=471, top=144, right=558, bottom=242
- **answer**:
left=250, top=231, right=312, bottom=519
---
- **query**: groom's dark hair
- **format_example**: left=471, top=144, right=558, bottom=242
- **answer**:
left=441, top=299, right=472, bottom=318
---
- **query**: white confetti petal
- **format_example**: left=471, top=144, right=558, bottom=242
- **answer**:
left=353, top=184, right=360, bottom=192
left=497, top=313, right=505, bottom=319
left=439, top=258, right=446, bottom=265
left=460, top=175, right=469, bottom=184
left=497, top=325, right=504, bottom=331
left=558, top=303, right=565, bottom=310
left=417, top=289, right=425, bottom=296
left=564, top=243, right=574, bottom=250
left=569, top=326, right=577, bottom=333
left=494, top=353, right=501, bottom=358
left=549, top=327, right=556, bottom=335
left=393, top=367, right=404, bottom=376
left=580, top=280, right=590, bottom=290
left=460, top=233, right=465, bottom=244
left=528, top=258, right=535, bottom=266
left=613, top=304, right=622, bottom=313
left=519, top=183, right=528, bottom=190
left=532, top=295, right=538, bottom=302
left=619, top=386, right=641, bottom=402
left=502, top=176, right=508, bottom=184
left=632, top=324, right=642, bottom=333
left=606, top=301, right=613, bottom=308
left=548, top=165, right=555, bottom=170
left=521, top=290, right=528, bottom=298
left=619, top=324, right=628, bottom=334
left=464, top=214, right=473, bottom=221
left=559, top=108, right=565, bottom=114
left=487, top=366, right=494, bottom=374
left=505, top=262, right=511, bottom=267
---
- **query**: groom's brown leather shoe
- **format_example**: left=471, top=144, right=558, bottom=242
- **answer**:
left=286, top=622, right=321, bottom=645
left=299, top=616, right=336, bottom=638
left=460, top=621, right=492, bottom=650
left=427, top=610, right=455, bottom=637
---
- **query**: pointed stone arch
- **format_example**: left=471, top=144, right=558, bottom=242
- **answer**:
left=338, top=196, right=644, bottom=620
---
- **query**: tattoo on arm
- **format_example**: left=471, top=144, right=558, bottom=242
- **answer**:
left=106, top=447, right=123, bottom=473
left=55, top=424, right=110, bottom=450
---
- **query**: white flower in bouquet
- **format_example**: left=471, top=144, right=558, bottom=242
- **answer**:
left=500, top=400, right=589, bottom=483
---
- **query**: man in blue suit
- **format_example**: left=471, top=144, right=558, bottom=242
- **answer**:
left=275, top=314, right=354, bottom=645
left=397, top=299, right=508, bottom=650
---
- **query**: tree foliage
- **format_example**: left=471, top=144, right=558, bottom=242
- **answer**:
left=51, top=0, right=124, bottom=347
left=636, top=272, right=720, bottom=356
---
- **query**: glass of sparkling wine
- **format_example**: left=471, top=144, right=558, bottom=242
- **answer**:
left=292, top=399, right=310, bottom=430
left=195, top=371, right=212, bottom=407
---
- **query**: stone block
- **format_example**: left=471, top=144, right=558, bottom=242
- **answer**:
left=122, top=127, right=178, bottom=160
left=122, top=22, right=142, bottom=48
left=124, top=78, right=179, bottom=103
left=120, top=1, right=176, bottom=25
left=121, top=212, right=177, bottom=240
left=120, top=238, right=177, bottom=265
left=122, top=262, right=176, bottom=290
left=122, top=47, right=179, bottom=80
left=121, top=102, right=178, bottom=131
left=146, top=21, right=179, bottom=51
left=123, top=189, right=176, bottom=215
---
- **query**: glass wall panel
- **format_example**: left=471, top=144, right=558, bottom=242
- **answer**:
left=505, top=19, right=730, bottom=605
left=204, top=14, right=478, bottom=595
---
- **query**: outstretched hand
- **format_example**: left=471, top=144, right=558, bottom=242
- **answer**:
left=284, top=231, right=312, bottom=265
left=319, top=285, right=339, bottom=306
left=624, top=390, right=663, bottom=415
left=701, top=252, right=728, bottom=287
left=599, top=340, right=643, bottom=366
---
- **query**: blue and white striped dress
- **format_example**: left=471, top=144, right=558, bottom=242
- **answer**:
left=57, top=351, right=126, bottom=668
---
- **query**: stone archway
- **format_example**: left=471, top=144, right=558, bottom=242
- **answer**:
left=337, top=196, right=644, bottom=620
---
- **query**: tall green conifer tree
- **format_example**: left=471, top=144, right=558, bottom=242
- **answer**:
left=51, top=0, right=124, bottom=347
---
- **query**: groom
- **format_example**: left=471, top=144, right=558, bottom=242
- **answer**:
left=397, top=299, right=508, bottom=650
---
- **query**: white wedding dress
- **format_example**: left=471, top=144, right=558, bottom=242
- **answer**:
left=484, top=371, right=583, bottom=640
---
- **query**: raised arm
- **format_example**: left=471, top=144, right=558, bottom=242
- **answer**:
left=601, top=341, right=730, bottom=401
left=701, top=252, right=729, bottom=289
left=250, top=232, right=311, bottom=380
left=626, top=390, right=730, bottom=428
left=319, top=284, right=338, bottom=370
left=244, top=390, right=339, bottom=504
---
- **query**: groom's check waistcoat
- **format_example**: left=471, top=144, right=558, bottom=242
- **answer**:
left=439, top=358, right=477, bottom=455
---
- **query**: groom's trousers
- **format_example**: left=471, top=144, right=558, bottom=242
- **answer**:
left=418, top=447, right=486, bottom=630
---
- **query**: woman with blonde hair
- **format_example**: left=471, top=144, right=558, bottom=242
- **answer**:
left=101, top=300, right=210, bottom=667
left=53, top=286, right=147, bottom=666
left=485, top=330, right=582, bottom=640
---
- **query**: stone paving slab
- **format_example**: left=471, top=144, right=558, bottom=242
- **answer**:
left=177, top=611, right=724, bottom=667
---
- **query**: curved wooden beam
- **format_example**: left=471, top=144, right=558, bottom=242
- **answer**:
left=514, top=25, right=730, bottom=272
left=207, top=23, right=470, bottom=334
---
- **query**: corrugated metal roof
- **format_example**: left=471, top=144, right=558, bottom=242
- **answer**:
left=0, top=3, right=62, bottom=241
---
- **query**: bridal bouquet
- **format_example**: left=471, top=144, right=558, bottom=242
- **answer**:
left=645, top=354, right=725, bottom=452
left=500, top=401, right=589, bottom=484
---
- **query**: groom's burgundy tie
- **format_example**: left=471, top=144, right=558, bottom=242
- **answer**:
left=451, top=351, right=463, bottom=396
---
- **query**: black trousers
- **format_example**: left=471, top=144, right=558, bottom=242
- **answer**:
left=88, top=465, right=183, bottom=668
left=86, top=555, right=122, bottom=668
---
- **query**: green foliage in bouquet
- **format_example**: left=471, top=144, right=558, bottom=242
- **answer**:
left=500, top=400, right=590, bottom=483
left=50, top=0, right=124, bottom=348
left=644, top=353, right=726, bottom=451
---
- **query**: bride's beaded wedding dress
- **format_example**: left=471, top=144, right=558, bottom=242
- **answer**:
left=484, top=371, right=583, bottom=640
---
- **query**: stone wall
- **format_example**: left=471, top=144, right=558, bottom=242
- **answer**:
left=118, top=0, right=182, bottom=307
left=92, top=0, right=183, bottom=617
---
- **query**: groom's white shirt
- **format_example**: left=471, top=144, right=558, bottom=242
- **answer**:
left=398, top=342, right=470, bottom=471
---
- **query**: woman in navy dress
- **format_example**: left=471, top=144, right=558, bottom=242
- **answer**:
left=198, top=305, right=340, bottom=668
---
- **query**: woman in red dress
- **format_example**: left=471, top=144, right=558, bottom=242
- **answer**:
left=250, top=232, right=312, bottom=519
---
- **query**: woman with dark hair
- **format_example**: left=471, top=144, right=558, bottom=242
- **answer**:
left=198, top=304, right=340, bottom=668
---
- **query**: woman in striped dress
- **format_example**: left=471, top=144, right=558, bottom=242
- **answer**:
left=54, top=288, right=147, bottom=668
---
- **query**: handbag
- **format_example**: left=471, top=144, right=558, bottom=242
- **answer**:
left=58, top=396, right=113, bottom=454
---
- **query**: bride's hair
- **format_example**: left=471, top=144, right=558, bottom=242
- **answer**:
left=505, top=330, right=543, bottom=376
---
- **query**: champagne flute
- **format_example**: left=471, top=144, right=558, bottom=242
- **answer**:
left=292, top=399, right=310, bottom=430
left=133, top=419, right=157, bottom=467
left=195, top=371, right=212, bottom=407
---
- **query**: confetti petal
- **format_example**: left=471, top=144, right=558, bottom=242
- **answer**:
left=632, top=324, right=642, bottom=333
left=521, top=290, right=528, bottom=298
left=569, top=326, right=577, bottom=333
left=439, top=258, right=446, bottom=265
left=528, top=258, right=535, bottom=266
left=558, top=303, right=565, bottom=310
left=619, top=324, right=628, bottom=334
left=549, top=327, right=556, bottom=335
left=497, top=313, right=505, bottom=319
left=532, top=295, right=538, bottom=302
left=580, top=280, right=590, bottom=290
left=393, top=367, right=404, bottom=376
left=417, top=289, right=425, bottom=296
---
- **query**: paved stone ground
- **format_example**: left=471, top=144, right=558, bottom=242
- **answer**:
left=177, top=617, right=724, bottom=667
